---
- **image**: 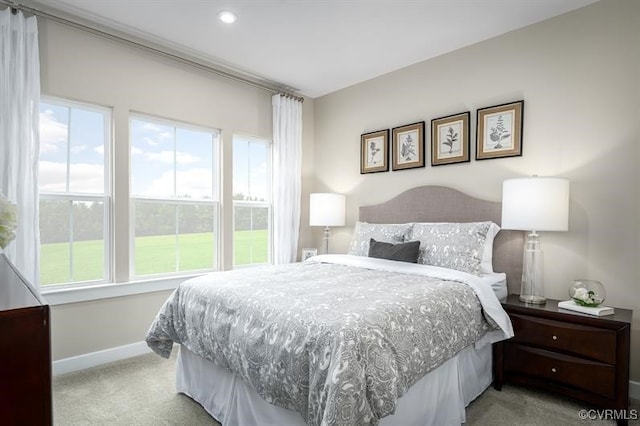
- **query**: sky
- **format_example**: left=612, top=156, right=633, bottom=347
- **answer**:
left=39, top=101, right=270, bottom=201
left=39, top=102, right=105, bottom=194
left=130, top=117, right=216, bottom=199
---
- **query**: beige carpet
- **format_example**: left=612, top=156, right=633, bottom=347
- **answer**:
left=53, top=351, right=638, bottom=425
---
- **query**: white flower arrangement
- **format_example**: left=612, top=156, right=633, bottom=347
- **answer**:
left=0, top=195, right=18, bottom=249
left=572, top=286, right=603, bottom=307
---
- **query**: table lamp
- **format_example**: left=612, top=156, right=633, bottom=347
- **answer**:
left=309, top=193, right=345, bottom=254
left=501, top=176, right=570, bottom=304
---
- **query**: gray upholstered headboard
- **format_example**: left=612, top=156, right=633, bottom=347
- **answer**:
left=359, top=185, right=524, bottom=295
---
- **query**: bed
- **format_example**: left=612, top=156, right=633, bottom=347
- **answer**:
left=146, top=186, right=524, bottom=425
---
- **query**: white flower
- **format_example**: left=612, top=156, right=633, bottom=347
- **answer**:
left=0, top=195, right=17, bottom=249
left=573, top=286, right=603, bottom=306
left=573, top=287, right=590, bottom=301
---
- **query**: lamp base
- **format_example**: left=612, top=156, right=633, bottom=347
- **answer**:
left=519, top=294, right=546, bottom=304
left=322, top=226, right=330, bottom=254
left=519, top=231, right=546, bottom=305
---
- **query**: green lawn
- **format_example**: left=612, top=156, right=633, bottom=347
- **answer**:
left=41, top=230, right=268, bottom=286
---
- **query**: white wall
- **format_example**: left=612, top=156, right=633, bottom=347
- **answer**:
left=38, top=20, right=314, bottom=360
left=313, top=0, right=640, bottom=380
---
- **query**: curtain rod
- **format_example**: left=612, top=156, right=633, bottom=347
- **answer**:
left=0, top=0, right=304, bottom=103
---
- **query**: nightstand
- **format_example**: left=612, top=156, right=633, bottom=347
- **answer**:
left=493, top=295, right=632, bottom=424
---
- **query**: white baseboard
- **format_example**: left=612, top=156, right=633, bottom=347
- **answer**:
left=52, top=341, right=152, bottom=376
left=630, top=380, right=640, bottom=401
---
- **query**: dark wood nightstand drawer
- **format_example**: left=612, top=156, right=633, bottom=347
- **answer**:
left=509, top=313, right=617, bottom=364
left=504, top=344, right=616, bottom=399
left=494, top=296, right=632, bottom=422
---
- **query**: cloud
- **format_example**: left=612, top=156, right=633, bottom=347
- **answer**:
left=141, top=122, right=163, bottom=132
left=71, top=145, right=87, bottom=154
left=131, top=146, right=143, bottom=156
left=142, top=168, right=213, bottom=199
left=39, top=161, right=104, bottom=194
left=39, top=110, right=67, bottom=153
left=141, top=123, right=172, bottom=141
left=94, top=145, right=104, bottom=155
left=143, top=136, right=158, bottom=147
left=144, top=150, right=200, bottom=164
left=175, top=151, right=201, bottom=164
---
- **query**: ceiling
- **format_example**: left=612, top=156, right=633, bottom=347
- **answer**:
left=29, top=0, right=597, bottom=98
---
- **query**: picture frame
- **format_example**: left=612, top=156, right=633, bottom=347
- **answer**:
left=301, top=248, right=317, bottom=261
left=392, top=121, right=425, bottom=170
left=431, top=111, right=470, bottom=166
left=476, top=100, right=524, bottom=160
left=360, top=129, right=389, bottom=174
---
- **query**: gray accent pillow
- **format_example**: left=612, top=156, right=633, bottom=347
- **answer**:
left=368, top=238, right=420, bottom=263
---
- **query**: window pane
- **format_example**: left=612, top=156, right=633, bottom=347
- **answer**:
left=134, top=201, right=217, bottom=275
left=131, top=116, right=219, bottom=278
left=134, top=201, right=177, bottom=275
left=176, top=128, right=214, bottom=200
left=39, top=103, right=69, bottom=193
left=71, top=201, right=104, bottom=281
left=68, top=108, right=106, bottom=194
left=249, top=142, right=268, bottom=202
left=39, top=199, right=104, bottom=285
left=39, top=98, right=111, bottom=287
left=234, top=205, right=269, bottom=265
left=130, top=118, right=175, bottom=197
left=40, top=199, right=71, bottom=285
left=233, top=137, right=269, bottom=202
left=233, top=135, right=271, bottom=267
left=177, top=204, right=215, bottom=271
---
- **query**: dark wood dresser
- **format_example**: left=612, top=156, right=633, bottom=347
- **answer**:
left=494, top=295, right=632, bottom=424
left=0, top=254, right=52, bottom=425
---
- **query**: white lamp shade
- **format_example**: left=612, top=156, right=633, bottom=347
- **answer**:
left=309, top=193, right=345, bottom=227
left=501, top=177, right=570, bottom=231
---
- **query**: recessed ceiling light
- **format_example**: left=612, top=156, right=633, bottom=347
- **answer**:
left=218, top=10, right=237, bottom=24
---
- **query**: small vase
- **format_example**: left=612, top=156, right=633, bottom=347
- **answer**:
left=569, top=279, right=605, bottom=307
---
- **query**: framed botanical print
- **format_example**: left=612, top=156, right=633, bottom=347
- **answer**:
left=476, top=100, right=524, bottom=160
left=360, top=129, right=389, bottom=174
left=431, top=111, right=470, bottom=166
left=391, top=121, right=425, bottom=170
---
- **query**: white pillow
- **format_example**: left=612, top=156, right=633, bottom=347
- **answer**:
left=409, top=221, right=497, bottom=276
left=347, top=222, right=413, bottom=256
left=480, top=222, right=501, bottom=274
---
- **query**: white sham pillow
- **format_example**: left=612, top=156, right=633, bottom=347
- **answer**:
left=347, top=222, right=413, bottom=256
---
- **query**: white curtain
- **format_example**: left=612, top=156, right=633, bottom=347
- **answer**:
left=272, top=94, right=302, bottom=264
left=0, top=8, right=41, bottom=285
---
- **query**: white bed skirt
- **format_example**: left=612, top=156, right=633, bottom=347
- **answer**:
left=176, top=342, right=492, bottom=426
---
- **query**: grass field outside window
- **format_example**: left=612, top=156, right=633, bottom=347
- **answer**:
left=41, top=230, right=268, bottom=286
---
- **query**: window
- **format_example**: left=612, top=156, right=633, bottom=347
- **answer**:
left=38, top=99, right=111, bottom=286
left=130, top=115, right=219, bottom=277
left=233, top=135, right=272, bottom=266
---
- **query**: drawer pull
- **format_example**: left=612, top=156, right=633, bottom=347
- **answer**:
left=552, top=335, right=558, bottom=340
left=551, top=368, right=557, bottom=373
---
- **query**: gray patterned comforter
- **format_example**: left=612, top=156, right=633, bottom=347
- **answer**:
left=146, top=254, right=513, bottom=426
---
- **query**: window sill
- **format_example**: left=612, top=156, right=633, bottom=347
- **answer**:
left=41, top=274, right=203, bottom=306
